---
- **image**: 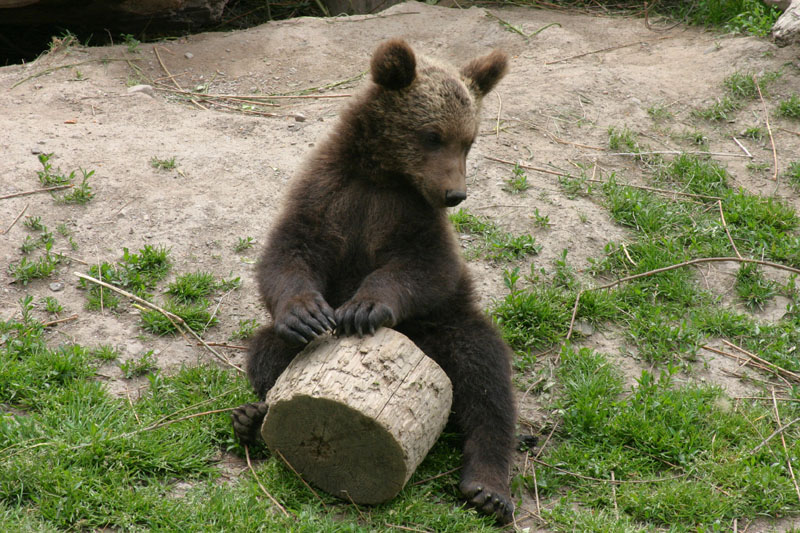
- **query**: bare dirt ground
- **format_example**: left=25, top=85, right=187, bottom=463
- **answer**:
left=2, top=2, right=800, bottom=529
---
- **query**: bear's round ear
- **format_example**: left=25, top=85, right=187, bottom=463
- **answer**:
left=460, top=49, right=509, bottom=98
left=371, top=39, right=417, bottom=91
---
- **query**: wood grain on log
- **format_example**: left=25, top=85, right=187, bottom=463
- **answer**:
left=262, top=328, right=452, bottom=504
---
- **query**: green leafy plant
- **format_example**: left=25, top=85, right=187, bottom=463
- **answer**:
left=503, top=163, right=529, bottom=194
left=150, top=156, right=177, bottom=170
left=234, top=236, right=255, bottom=252
left=60, top=169, right=94, bottom=204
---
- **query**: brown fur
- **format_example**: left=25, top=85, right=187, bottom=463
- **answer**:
left=232, top=40, right=515, bottom=524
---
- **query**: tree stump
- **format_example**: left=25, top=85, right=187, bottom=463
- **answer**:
left=261, top=328, right=452, bottom=505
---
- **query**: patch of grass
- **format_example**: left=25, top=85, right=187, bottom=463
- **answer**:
left=680, top=129, right=709, bottom=148
left=120, top=351, right=158, bottom=378
left=532, top=346, right=800, bottom=528
left=80, top=245, right=172, bottom=307
left=150, top=156, right=177, bottom=170
left=693, top=95, right=741, bottom=121
left=503, top=163, right=530, bottom=194
left=659, top=153, right=729, bottom=197
left=723, top=70, right=781, bottom=100
left=91, top=345, right=119, bottom=361
left=234, top=236, right=255, bottom=252
left=166, top=272, right=217, bottom=304
left=449, top=208, right=541, bottom=261
left=785, top=160, right=800, bottom=190
left=230, top=318, right=259, bottom=341
left=735, top=263, right=777, bottom=311
left=0, top=295, right=497, bottom=531
left=141, top=299, right=217, bottom=335
left=777, top=94, right=800, bottom=119
left=647, top=103, right=673, bottom=121
left=8, top=247, right=63, bottom=285
left=608, top=126, right=640, bottom=152
left=742, top=125, right=764, bottom=141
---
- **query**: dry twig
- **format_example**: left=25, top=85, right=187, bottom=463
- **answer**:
left=74, top=272, right=244, bottom=373
left=718, top=200, right=742, bottom=259
left=772, top=389, right=800, bottom=504
left=545, top=34, right=677, bottom=65
left=2, top=203, right=28, bottom=235
left=1, top=184, right=73, bottom=200
left=245, top=445, right=292, bottom=517
left=274, top=449, right=327, bottom=505
left=754, top=75, right=778, bottom=182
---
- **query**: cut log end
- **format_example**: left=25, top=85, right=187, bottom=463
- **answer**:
left=263, top=395, right=407, bottom=503
left=261, top=328, right=452, bottom=504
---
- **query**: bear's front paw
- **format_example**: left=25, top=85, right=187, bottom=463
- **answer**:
left=335, top=299, right=395, bottom=337
left=460, top=479, right=514, bottom=525
left=275, top=293, right=336, bottom=345
left=231, top=401, right=269, bottom=446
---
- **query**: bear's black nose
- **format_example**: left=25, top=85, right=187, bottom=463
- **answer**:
left=445, top=190, right=466, bottom=207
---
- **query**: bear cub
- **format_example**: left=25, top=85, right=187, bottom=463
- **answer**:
left=232, top=39, right=516, bottom=524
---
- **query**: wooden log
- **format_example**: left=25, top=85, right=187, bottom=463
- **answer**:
left=773, top=0, right=800, bottom=46
left=261, top=328, right=452, bottom=505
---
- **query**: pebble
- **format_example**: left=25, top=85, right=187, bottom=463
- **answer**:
left=184, top=52, right=194, bottom=59
left=49, top=282, right=64, bottom=292
left=294, top=114, right=307, bottom=122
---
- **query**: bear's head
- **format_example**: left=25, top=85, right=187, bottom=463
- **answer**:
left=352, top=40, right=508, bottom=209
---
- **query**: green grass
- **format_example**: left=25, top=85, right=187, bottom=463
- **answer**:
left=150, top=156, right=177, bottom=170
left=785, top=160, right=800, bottom=190
left=449, top=208, right=541, bottom=261
left=695, top=69, right=781, bottom=121
left=80, top=245, right=172, bottom=308
left=0, top=295, right=498, bottom=531
left=166, top=272, right=218, bottom=303
left=777, top=94, right=800, bottom=119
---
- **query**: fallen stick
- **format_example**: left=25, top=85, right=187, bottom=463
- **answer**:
left=1, top=184, right=73, bottom=200
left=545, top=34, right=677, bottom=65
left=74, top=272, right=243, bottom=373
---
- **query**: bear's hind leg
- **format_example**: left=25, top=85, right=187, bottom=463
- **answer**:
left=232, top=325, right=302, bottom=445
left=402, top=312, right=516, bottom=524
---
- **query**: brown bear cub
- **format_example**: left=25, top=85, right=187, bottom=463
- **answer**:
left=232, top=39, right=515, bottom=524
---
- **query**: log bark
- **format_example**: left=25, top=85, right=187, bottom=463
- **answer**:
left=773, top=0, right=800, bottom=46
left=261, top=328, right=452, bottom=505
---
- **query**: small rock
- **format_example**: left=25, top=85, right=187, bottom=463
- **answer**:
left=184, top=52, right=194, bottom=59
left=31, top=147, right=42, bottom=154
left=49, top=282, right=64, bottom=292
left=127, top=84, right=154, bottom=97
left=294, top=114, right=307, bottom=122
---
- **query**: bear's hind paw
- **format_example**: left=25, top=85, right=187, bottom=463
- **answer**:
left=460, top=480, right=514, bottom=525
left=231, top=401, right=269, bottom=446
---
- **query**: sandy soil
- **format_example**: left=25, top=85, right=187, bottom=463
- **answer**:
left=2, top=2, right=800, bottom=529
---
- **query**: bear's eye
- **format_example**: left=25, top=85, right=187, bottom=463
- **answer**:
left=420, top=130, right=444, bottom=149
